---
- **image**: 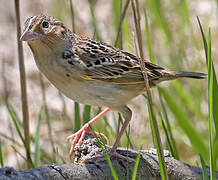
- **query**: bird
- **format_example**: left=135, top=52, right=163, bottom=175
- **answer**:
left=20, top=14, right=206, bottom=161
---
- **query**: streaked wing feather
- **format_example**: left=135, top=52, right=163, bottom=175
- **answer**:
left=67, top=36, right=165, bottom=84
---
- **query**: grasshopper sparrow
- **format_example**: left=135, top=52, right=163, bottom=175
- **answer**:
left=20, top=14, right=206, bottom=160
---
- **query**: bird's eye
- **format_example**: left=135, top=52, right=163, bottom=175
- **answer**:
left=42, top=21, right=49, bottom=28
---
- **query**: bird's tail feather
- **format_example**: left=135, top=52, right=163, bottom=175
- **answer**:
left=171, top=71, right=207, bottom=79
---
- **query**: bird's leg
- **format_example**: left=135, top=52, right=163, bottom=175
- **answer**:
left=67, top=108, right=111, bottom=157
left=110, top=111, right=131, bottom=154
left=82, top=106, right=134, bottom=162
left=108, top=106, right=133, bottom=160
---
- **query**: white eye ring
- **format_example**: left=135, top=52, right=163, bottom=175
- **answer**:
left=41, top=21, right=49, bottom=29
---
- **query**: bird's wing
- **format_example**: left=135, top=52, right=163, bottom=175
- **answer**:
left=64, top=36, right=164, bottom=84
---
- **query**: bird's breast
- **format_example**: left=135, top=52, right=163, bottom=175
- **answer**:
left=34, top=55, right=143, bottom=109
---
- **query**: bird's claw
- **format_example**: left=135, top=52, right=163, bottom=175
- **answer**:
left=67, top=123, right=108, bottom=157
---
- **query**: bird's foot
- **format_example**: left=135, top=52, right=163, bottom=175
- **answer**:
left=67, top=123, right=108, bottom=157
left=81, top=149, right=135, bottom=162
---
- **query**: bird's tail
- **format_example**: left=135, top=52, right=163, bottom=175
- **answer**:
left=149, top=70, right=206, bottom=87
left=172, top=71, right=207, bottom=79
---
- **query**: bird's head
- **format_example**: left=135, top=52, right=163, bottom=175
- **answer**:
left=20, top=14, right=72, bottom=52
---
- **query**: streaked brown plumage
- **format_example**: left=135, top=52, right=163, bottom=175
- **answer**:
left=20, top=14, right=206, bottom=160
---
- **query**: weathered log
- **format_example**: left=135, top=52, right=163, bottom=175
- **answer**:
left=0, top=134, right=217, bottom=180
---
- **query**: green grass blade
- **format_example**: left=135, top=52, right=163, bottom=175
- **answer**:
left=114, top=161, right=125, bottom=180
left=214, top=140, right=218, bottom=170
left=0, top=132, right=19, bottom=145
left=0, top=140, right=4, bottom=167
left=173, top=81, right=195, bottom=112
left=39, top=75, right=56, bottom=157
left=88, top=0, right=102, bottom=41
left=43, top=105, right=55, bottom=157
left=69, top=0, right=75, bottom=33
left=197, top=19, right=218, bottom=135
left=144, top=9, right=154, bottom=63
left=159, top=88, right=208, bottom=158
left=104, top=151, right=119, bottom=180
left=83, top=105, right=91, bottom=124
left=159, top=112, right=176, bottom=159
left=40, top=148, right=59, bottom=164
left=132, top=152, right=141, bottom=180
left=207, top=29, right=215, bottom=180
left=112, top=0, right=120, bottom=30
left=7, top=103, right=25, bottom=148
left=7, top=103, right=34, bottom=167
left=74, top=102, right=81, bottom=132
left=5, top=100, right=22, bottom=127
left=197, top=17, right=208, bottom=63
left=210, top=66, right=218, bottom=139
left=144, top=9, right=178, bottom=160
left=147, top=105, right=167, bottom=180
left=121, top=19, right=131, bottom=49
left=179, top=0, right=199, bottom=50
left=113, top=0, right=131, bottom=49
left=171, top=81, right=205, bottom=123
left=55, top=147, right=61, bottom=164
left=200, top=154, right=209, bottom=180
left=103, top=115, right=116, bottom=138
left=158, top=89, right=179, bottom=159
left=113, top=0, right=121, bottom=48
left=147, top=0, right=171, bottom=43
left=34, top=110, right=42, bottom=168
left=131, top=0, right=168, bottom=178
left=212, top=81, right=218, bottom=136
left=11, top=145, right=26, bottom=161
left=198, top=17, right=218, bottom=170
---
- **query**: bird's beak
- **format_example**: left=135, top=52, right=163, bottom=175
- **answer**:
left=20, top=29, right=41, bottom=41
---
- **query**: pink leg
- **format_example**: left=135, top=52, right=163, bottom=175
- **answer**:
left=110, top=116, right=131, bottom=153
left=81, top=106, right=134, bottom=162
left=110, top=106, right=132, bottom=153
left=67, top=108, right=111, bottom=157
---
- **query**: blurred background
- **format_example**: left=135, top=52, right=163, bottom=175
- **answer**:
left=0, top=0, right=217, bottom=169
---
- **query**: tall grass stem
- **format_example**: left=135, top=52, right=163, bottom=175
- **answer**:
left=14, top=0, right=31, bottom=168
left=131, top=0, right=168, bottom=179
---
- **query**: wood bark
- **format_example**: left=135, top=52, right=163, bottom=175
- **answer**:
left=0, top=135, right=217, bottom=180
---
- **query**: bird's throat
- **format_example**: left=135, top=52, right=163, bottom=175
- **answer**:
left=28, top=38, right=67, bottom=63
